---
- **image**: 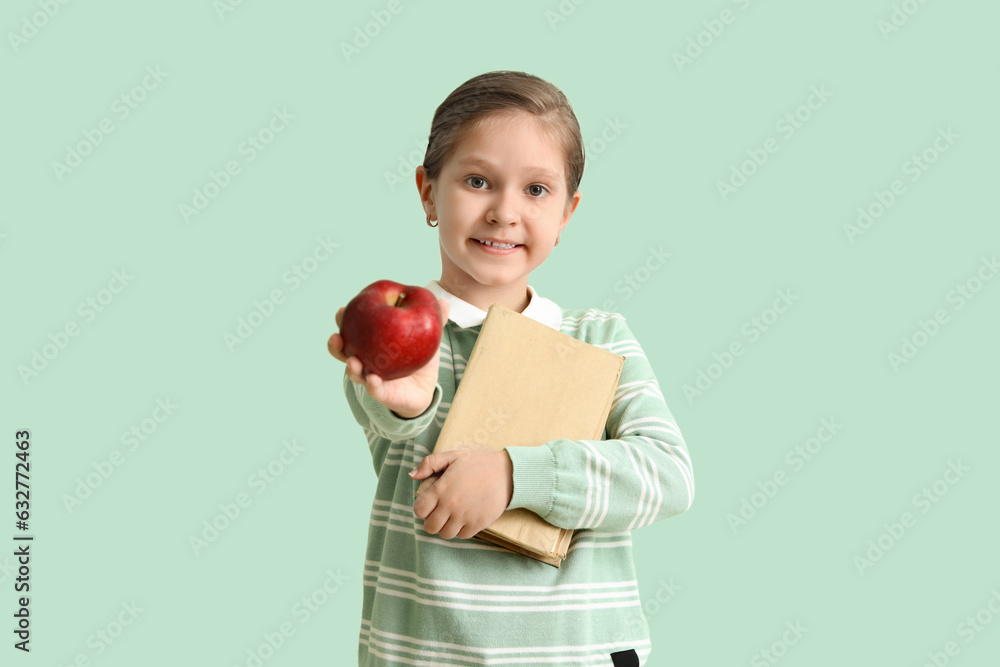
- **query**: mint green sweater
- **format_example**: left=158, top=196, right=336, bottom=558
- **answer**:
left=344, top=281, right=694, bottom=666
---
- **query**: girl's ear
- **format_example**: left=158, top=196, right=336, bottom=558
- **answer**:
left=415, top=166, right=436, bottom=217
left=561, top=190, right=582, bottom=227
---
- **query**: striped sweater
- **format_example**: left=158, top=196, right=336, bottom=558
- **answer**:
left=344, top=280, right=694, bottom=666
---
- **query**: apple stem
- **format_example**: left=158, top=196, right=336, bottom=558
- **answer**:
left=395, top=292, right=406, bottom=307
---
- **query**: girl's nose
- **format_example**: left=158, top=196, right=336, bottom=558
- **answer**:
left=487, top=188, right=523, bottom=225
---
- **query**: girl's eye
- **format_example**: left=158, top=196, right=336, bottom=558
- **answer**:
left=466, top=177, right=547, bottom=197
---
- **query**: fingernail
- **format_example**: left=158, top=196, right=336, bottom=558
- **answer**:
left=408, top=468, right=418, bottom=477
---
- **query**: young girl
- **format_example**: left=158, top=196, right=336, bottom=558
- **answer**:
left=328, top=70, right=694, bottom=667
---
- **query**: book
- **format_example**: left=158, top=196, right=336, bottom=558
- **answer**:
left=414, top=303, right=625, bottom=567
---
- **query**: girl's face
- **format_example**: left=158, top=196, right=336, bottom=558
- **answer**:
left=418, top=112, right=581, bottom=300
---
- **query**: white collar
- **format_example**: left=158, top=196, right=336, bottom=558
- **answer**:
left=424, top=280, right=563, bottom=331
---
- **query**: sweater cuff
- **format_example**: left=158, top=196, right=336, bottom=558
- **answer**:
left=504, top=444, right=556, bottom=517
left=360, top=381, right=442, bottom=440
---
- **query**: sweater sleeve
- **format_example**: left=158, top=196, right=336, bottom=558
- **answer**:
left=342, top=370, right=442, bottom=474
left=502, top=314, right=694, bottom=532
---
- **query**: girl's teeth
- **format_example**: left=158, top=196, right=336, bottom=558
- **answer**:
left=478, top=239, right=516, bottom=249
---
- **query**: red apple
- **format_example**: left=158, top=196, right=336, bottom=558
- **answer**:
left=339, top=280, right=442, bottom=381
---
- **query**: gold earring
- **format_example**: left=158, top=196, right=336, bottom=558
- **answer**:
left=555, top=235, right=560, bottom=246
left=426, top=214, right=437, bottom=228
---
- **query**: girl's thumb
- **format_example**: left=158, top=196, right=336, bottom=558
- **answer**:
left=409, top=452, right=452, bottom=478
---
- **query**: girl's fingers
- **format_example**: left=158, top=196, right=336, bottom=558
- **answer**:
left=328, top=333, right=345, bottom=360
left=345, top=357, right=364, bottom=384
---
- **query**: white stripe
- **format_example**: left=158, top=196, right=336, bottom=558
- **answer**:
left=368, top=505, right=635, bottom=554
left=581, top=448, right=594, bottom=529
left=631, top=434, right=694, bottom=485
left=641, top=456, right=662, bottom=528
left=633, top=443, right=658, bottom=529
left=579, top=442, right=610, bottom=529
left=619, top=429, right=691, bottom=467
left=364, top=572, right=638, bottom=604
left=370, top=583, right=642, bottom=613
left=362, top=623, right=650, bottom=666
left=633, top=436, right=694, bottom=511
left=368, top=518, right=620, bottom=554
left=560, top=311, right=625, bottom=325
left=594, top=341, right=646, bottom=359
left=581, top=441, right=612, bottom=529
left=619, top=416, right=679, bottom=433
left=366, top=561, right=638, bottom=592
left=611, top=386, right=664, bottom=413
left=622, top=442, right=650, bottom=532
left=615, top=379, right=664, bottom=400
left=364, top=640, right=650, bottom=667
left=615, top=378, right=660, bottom=391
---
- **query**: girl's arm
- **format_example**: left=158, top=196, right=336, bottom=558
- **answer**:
left=503, top=315, right=694, bottom=533
left=342, top=372, right=443, bottom=475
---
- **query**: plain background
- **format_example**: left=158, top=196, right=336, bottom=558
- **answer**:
left=3, top=1, right=998, bottom=665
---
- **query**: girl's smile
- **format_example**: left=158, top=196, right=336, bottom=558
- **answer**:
left=471, top=237, right=523, bottom=254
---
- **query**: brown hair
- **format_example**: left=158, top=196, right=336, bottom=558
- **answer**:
left=422, top=71, right=585, bottom=207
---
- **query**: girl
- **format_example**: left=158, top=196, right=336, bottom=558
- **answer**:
left=328, top=70, right=694, bottom=667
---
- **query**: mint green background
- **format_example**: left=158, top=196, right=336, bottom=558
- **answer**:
left=3, top=1, right=998, bottom=665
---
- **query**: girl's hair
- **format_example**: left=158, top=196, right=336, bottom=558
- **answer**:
left=422, top=71, right=585, bottom=204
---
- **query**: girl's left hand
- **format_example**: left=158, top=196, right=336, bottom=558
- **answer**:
left=410, top=448, right=514, bottom=540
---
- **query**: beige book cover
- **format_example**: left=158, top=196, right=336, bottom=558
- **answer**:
left=414, top=304, right=625, bottom=567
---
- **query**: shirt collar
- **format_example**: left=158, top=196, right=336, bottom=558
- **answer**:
left=424, top=280, right=563, bottom=331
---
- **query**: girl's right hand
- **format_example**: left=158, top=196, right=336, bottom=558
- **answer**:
left=327, top=298, right=450, bottom=419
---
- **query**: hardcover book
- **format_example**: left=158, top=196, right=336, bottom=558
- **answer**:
left=414, top=303, right=625, bottom=567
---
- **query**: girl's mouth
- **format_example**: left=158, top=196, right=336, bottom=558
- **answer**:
left=472, top=238, right=523, bottom=254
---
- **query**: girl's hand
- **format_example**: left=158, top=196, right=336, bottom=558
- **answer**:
left=410, top=448, right=514, bottom=540
left=328, top=298, right=450, bottom=419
